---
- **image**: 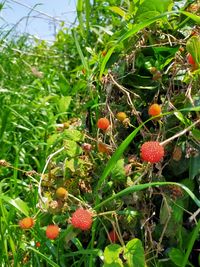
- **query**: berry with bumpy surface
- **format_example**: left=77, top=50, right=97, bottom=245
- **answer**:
left=71, top=208, right=92, bottom=230
left=148, top=104, right=161, bottom=117
left=141, top=141, right=164, bottom=163
left=46, top=225, right=59, bottom=239
left=116, top=112, right=127, bottom=122
left=19, top=217, right=34, bottom=229
left=97, top=118, right=110, bottom=130
left=56, top=187, right=68, bottom=199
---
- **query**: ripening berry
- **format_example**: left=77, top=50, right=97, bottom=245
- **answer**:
left=82, top=143, right=92, bottom=152
left=172, top=146, right=182, bottom=161
left=97, top=142, right=111, bottom=154
left=148, top=104, right=161, bottom=117
left=71, top=208, right=93, bottom=231
left=56, top=187, right=68, bottom=199
left=116, top=112, right=127, bottom=122
left=102, top=50, right=107, bottom=56
left=97, top=118, right=110, bottom=130
left=35, top=241, right=41, bottom=247
left=108, top=230, right=118, bottom=243
left=46, top=225, right=59, bottom=240
left=141, top=141, right=164, bottom=163
left=19, top=217, right=34, bottom=230
left=187, top=53, right=195, bottom=65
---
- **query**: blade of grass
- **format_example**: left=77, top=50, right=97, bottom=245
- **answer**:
left=76, top=0, right=84, bottom=36
left=182, top=218, right=200, bottom=267
left=27, top=246, right=60, bottom=267
left=72, top=30, right=89, bottom=72
left=85, top=0, right=90, bottom=37
left=180, top=11, right=200, bottom=24
left=99, top=11, right=178, bottom=79
left=94, top=182, right=200, bottom=210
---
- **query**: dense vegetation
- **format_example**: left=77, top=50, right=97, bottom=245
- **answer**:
left=0, top=0, right=200, bottom=266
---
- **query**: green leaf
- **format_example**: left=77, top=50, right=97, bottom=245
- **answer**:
left=0, top=196, right=29, bottom=216
left=64, top=140, right=82, bottom=157
left=64, top=129, right=84, bottom=142
left=180, top=11, right=200, bottom=24
left=111, top=159, right=126, bottom=181
left=58, top=96, right=72, bottom=113
left=168, top=248, right=184, bottom=267
left=27, top=246, right=60, bottom=267
left=94, top=181, right=200, bottom=210
left=72, top=30, right=89, bottom=72
left=109, top=6, right=127, bottom=19
left=124, top=238, right=146, bottom=267
left=189, top=153, right=200, bottom=179
left=135, top=0, right=173, bottom=21
left=103, top=244, right=123, bottom=266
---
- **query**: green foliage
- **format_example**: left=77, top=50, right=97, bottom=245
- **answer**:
left=1, top=0, right=200, bottom=266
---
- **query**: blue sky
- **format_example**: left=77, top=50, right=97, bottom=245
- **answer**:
left=0, top=0, right=77, bottom=40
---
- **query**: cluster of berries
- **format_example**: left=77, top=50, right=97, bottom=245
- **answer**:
left=19, top=208, right=93, bottom=240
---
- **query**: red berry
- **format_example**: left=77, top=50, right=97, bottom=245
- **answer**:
left=97, top=118, right=110, bottom=130
left=187, top=53, right=195, bottom=65
left=108, top=230, right=118, bottom=243
left=35, top=241, right=41, bottom=247
left=19, top=217, right=34, bottom=229
left=141, top=141, right=164, bottom=163
left=71, top=208, right=92, bottom=230
left=148, top=104, right=161, bottom=116
left=46, top=225, right=59, bottom=240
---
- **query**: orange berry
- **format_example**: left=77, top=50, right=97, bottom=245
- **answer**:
left=148, top=104, right=161, bottom=117
left=116, top=112, right=127, bottom=122
left=46, top=225, right=59, bottom=240
left=97, top=142, right=111, bottom=154
left=35, top=241, right=41, bottom=247
left=19, top=217, right=34, bottom=230
left=102, top=50, right=107, bottom=56
left=55, top=187, right=68, bottom=199
left=97, top=118, right=110, bottom=130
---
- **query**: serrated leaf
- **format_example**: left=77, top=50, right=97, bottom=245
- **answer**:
left=64, top=140, right=82, bottom=157
left=58, top=96, right=71, bottom=113
left=64, top=129, right=84, bottom=142
left=124, top=238, right=146, bottom=267
left=103, top=244, right=123, bottom=266
left=111, top=159, right=126, bottom=181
